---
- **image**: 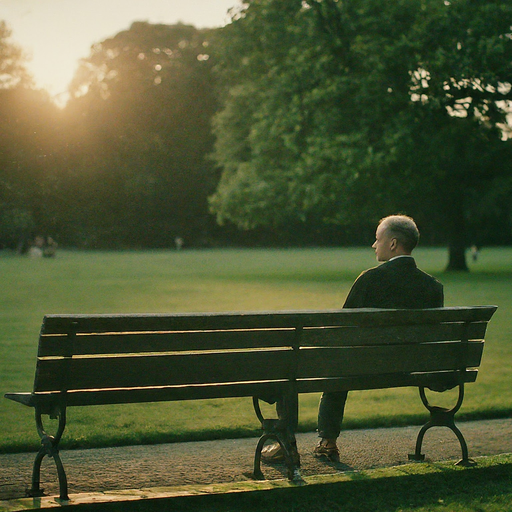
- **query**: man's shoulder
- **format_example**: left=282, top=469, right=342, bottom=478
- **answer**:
left=344, top=257, right=443, bottom=309
left=417, top=266, right=443, bottom=282
left=359, top=260, right=397, bottom=276
left=360, top=258, right=442, bottom=284
left=354, top=265, right=382, bottom=281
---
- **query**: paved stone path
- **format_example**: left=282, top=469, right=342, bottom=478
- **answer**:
left=1, top=418, right=511, bottom=502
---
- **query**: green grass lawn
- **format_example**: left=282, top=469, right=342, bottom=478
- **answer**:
left=99, top=454, right=512, bottom=512
left=162, top=454, right=512, bottom=512
left=1, top=247, right=510, bottom=453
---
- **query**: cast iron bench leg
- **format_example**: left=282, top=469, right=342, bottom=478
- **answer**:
left=253, top=432, right=301, bottom=481
left=28, top=405, right=69, bottom=501
left=409, top=384, right=475, bottom=466
left=252, top=396, right=303, bottom=483
left=28, top=448, right=46, bottom=498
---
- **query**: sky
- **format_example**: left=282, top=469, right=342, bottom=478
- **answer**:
left=0, top=0, right=240, bottom=104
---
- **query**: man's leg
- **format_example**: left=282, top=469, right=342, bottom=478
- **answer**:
left=315, top=391, right=348, bottom=462
left=317, top=391, right=348, bottom=439
left=260, top=394, right=298, bottom=463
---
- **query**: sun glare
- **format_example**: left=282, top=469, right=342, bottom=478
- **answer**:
left=1, top=0, right=239, bottom=107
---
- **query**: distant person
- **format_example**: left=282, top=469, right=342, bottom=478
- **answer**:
left=261, top=214, right=444, bottom=463
left=43, top=237, right=58, bottom=258
left=175, top=237, right=184, bottom=251
left=470, top=245, right=479, bottom=262
left=28, top=236, right=45, bottom=258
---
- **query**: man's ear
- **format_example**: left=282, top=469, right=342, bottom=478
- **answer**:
left=390, top=238, right=398, bottom=251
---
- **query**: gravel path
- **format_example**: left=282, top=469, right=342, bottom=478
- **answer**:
left=1, top=418, right=511, bottom=501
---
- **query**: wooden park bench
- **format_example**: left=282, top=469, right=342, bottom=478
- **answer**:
left=5, top=305, right=496, bottom=500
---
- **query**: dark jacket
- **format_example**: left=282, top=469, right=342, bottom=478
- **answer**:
left=343, top=256, right=444, bottom=309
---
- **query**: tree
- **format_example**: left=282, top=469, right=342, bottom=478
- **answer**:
left=0, top=21, right=32, bottom=89
left=210, top=0, right=512, bottom=269
left=63, top=22, right=220, bottom=247
left=0, top=21, right=64, bottom=249
left=0, top=86, right=66, bottom=246
left=384, top=0, right=512, bottom=269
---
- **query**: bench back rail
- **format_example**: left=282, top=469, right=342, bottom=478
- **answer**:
left=297, top=318, right=485, bottom=393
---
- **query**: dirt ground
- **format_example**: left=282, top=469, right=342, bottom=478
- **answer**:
left=1, top=418, right=511, bottom=502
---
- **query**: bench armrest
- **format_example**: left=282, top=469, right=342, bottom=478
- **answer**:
left=4, top=392, right=35, bottom=407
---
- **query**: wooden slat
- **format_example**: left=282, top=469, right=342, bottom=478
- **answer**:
left=332, top=307, right=496, bottom=326
left=297, top=341, right=484, bottom=379
left=38, top=320, right=489, bottom=358
left=301, top=322, right=487, bottom=347
left=40, top=306, right=497, bottom=335
left=7, top=367, right=479, bottom=412
left=9, top=380, right=291, bottom=411
left=296, top=369, right=479, bottom=394
left=33, top=349, right=295, bottom=393
left=38, top=328, right=296, bottom=357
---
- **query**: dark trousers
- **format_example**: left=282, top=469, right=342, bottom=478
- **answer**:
left=317, top=391, right=349, bottom=439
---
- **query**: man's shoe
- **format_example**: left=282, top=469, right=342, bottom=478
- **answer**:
left=313, top=439, right=340, bottom=462
left=261, top=442, right=285, bottom=462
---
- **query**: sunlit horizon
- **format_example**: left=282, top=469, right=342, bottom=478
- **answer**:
left=0, top=0, right=240, bottom=106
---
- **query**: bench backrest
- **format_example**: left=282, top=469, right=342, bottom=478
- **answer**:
left=296, top=306, right=496, bottom=393
left=31, top=306, right=496, bottom=409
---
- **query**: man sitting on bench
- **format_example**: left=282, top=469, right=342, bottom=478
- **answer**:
left=262, top=214, right=444, bottom=463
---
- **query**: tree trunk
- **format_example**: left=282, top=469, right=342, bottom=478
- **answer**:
left=445, top=205, right=469, bottom=272
left=446, top=242, right=468, bottom=271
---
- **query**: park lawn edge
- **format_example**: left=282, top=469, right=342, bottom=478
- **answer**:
left=2, top=453, right=511, bottom=512
left=3, top=407, right=512, bottom=455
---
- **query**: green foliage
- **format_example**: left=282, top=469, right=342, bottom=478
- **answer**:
left=0, top=22, right=62, bottom=249
left=61, top=22, right=220, bottom=248
left=0, top=87, right=64, bottom=249
left=2, top=11, right=511, bottom=252
left=0, top=208, right=34, bottom=248
left=0, top=22, right=224, bottom=250
left=210, top=0, right=512, bottom=266
left=0, top=248, right=510, bottom=453
left=0, top=21, right=32, bottom=89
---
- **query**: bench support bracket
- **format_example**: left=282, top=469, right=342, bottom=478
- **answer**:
left=27, top=404, right=69, bottom=501
left=252, top=395, right=303, bottom=483
left=408, top=384, right=475, bottom=467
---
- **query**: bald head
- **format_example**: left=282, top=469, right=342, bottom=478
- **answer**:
left=372, top=215, right=419, bottom=261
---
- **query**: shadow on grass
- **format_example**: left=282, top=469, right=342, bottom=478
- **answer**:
left=72, top=458, right=512, bottom=512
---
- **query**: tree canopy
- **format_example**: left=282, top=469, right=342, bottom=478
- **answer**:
left=1, top=7, right=512, bottom=256
left=60, top=22, right=220, bottom=248
left=0, top=21, right=31, bottom=89
left=210, top=0, right=512, bottom=268
left=0, top=21, right=62, bottom=250
left=0, top=21, right=223, bottom=250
